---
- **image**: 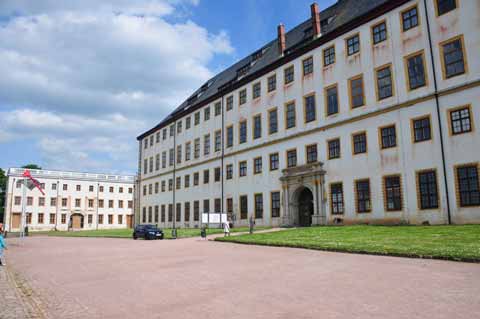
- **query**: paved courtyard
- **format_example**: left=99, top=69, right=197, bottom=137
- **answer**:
left=2, top=235, right=480, bottom=319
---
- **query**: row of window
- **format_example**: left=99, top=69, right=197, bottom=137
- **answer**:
left=142, top=104, right=474, bottom=177
left=142, top=1, right=461, bottom=150
left=23, top=213, right=128, bottom=225
left=13, top=196, right=133, bottom=209
left=142, top=162, right=479, bottom=224
left=15, top=181, right=133, bottom=194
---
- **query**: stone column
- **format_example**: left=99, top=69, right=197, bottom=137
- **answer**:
left=281, top=184, right=290, bottom=226
left=311, top=178, right=322, bottom=226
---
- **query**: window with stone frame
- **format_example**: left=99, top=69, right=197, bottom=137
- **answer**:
left=253, top=115, right=262, bottom=139
left=376, top=65, right=393, bottom=99
left=168, top=204, right=173, bottom=222
left=204, top=107, right=210, bottom=121
left=185, top=142, right=191, bottom=161
left=436, top=0, right=456, bottom=16
left=226, top=95, right=233, bottom=111
left=456, top=165, right=480, bottom=207
left=204, top=134, right=210, bottom=156
left=284, top=65, right=294, bottom=84
left=176, top=176, right=181, bottom=190
left=193, top=201, right=200, bottom=221
left=413, top=117, right=431, bottom=142
left=328, top=138, right=340, bottom=159
left=330, top=183, right=344, bottom=214
left=380, top=125, right=397, bottom=149
left=177, top=120, right=182, bottom=134
left=304, top=95, right=316, bottom=123
left=287, top=149, right=297, bottom=168
left=372, top=21, right=387, bottom=44
left=240, top=195, right=248, bottom=220
left=214, top=102, right=221, bottom=116
left=226, top=164, right=233, bottom=180
left=226, top=126, right=233, bottom=147
left=303, top=56, right=313, bottom=76
left=203, top=169, right=209, bottom=184
left=186, top=116, right=191, bottom=129
left=442, top=37, right=466, bottom=78
left=286, top=102, right=296, bottom=129
left=184, top=202, right=190, bottom=222
left=176, top=145, right=182, bottom=164
left=349, top=75, right=364, bottom=108
left=194, top=172, right=199, bottom=186
left=161, top=180, right=166, bottom=192
left=184, top=175, right=190, bottom=188
left=402, top=6, right=419, bottom=31
left=163, top=128, right=167, bottom=140
left=239, top=89, right=247, bottom=105
left=226, top=198, right=233, bottom=217
left=239, top=161, right=247, bottom=177
left=194, top=112, right=200, bottom=125
left=267, top=74, right=276, bottom=92
left=215, top=130, right=222, bottom=152
left=306, top=144, right=317, bottom=163
left=38, top=213, right=44, bottom=224
left=254, top=194, right=263, bottom=219
left=240, top=121, right=247, bottom=143
left=355, top=179, right=371, bottom=213
left=214, top=167, right=221, bottom=182
left=346, top=34, right=360, bottom=56
left=323, top=46, right=335, bottom=66
left=203, top=199, right=210, bottom=213
left=384, top=176, right=402, bottom=211
left=176, top=203, right=181, bottom=222
left=161, top=205, right=166, bottom=222
left=169, top=179, right=173, bottom=191
left=162, top=151, right=167, bottom=168
left=214, top=198, right=221, bottom=213
left=449, top=107, right=472, bottom=135
left=253, top=82, right=261, bottom=99
left=194, top=138, right=200, bottom=158
left=254, top=157, right=262, bottom=174
left=271, top=192, right=280, bottom=218
left=268, top=108, right=278, bottom=134
left=406, top=53, right=426, bottom=90
left=154, top=206, right=158, bottom=223
left=326, top=85, right=338, bottom=116
left=169, top=148, right=174, bottom=166
left=353, top=132, right=367, bottom=154
left=418, top=170, right=439, bottom=209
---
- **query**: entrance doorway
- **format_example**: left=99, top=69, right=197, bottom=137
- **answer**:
left=71, top=214, right=84, bottom=230
left=12, top=213, right=21, bottom=229
left=126, top=215, right=133, bottom=228
left=297, top=188, right=313, bottom=227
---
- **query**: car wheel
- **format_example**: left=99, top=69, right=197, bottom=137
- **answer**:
left=133, top=234, right=137, bottom=240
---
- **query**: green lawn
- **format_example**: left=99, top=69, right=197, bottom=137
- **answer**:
left=215, top=225, right=480, bottom=262
left=33, top=226, right=270, bottom=239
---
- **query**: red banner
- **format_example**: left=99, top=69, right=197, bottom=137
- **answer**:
left=22, top=169, right=45, bottom=195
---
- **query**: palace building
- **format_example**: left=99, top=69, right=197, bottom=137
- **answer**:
left=3, top=168, right=135, bottom=232
left=136, top=0, right=480, bottom=228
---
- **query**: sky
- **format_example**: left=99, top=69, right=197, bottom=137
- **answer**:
left=0, top=0, right=336, bottom=175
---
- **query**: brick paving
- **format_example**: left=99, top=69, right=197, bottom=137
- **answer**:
left=4, top=235, right=480, bottom=319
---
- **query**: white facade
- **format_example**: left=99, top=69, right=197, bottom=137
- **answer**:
left=137, top=0, right=480, bottom=228
left=3, top=168, right=135, bottom=232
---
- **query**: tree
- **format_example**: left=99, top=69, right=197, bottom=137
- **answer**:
left=0, top=168, right=6, bottom=222
left=22, top=164, right=42, bottom=170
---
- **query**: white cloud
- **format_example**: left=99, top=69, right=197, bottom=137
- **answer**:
left=0, top=0, right=234, bottom=173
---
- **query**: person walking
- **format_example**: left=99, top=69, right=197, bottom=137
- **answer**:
left=0, top=229, right=7, bottom=266
left=223, top=220, right=230, bottom=237
left=249, top=216, right=255, bottom=234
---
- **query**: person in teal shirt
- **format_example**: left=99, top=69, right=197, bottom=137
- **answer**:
left=0, top=230, right=7, bottom=266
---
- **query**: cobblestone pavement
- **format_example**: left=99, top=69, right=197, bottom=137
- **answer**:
left=5, top=236, right=480, bottom=319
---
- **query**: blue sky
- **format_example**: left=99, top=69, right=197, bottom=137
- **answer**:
left=0, top=0, right=335, bottom=175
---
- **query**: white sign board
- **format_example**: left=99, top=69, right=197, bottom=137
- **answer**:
left=202, top=213, right=227, bottom=224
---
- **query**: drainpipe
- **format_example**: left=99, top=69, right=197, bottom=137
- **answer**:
left=423, top=0, right=452, bottom=224
left=220, top=95, right=225, bottom=228
left=55, top=180, right=59, bottom=230
left=96, top=182, right=99, bottom=230
left=172, top=121, right=177, bottom=237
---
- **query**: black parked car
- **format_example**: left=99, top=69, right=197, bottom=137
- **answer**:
left=133, top=224, right=164, bottom=240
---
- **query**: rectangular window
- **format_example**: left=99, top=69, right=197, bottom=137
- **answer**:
left=49, top=213, right=55, bottom=224
left=214, top=102, right=221, bottom=116
left=287, top=149, right=297, bottom=168
left=38, top=197, right=45, bottom=206
left=356, top=179, right=371, bottom=213
left=325, top=85, right=338, bottom=116
left=76, top=184, right=81, bottom=191
left=254, top=194, right=263, bottom=219
left=352, top=132, right=367, bottom=154
left=161, top=205, right=166, bottom=222
left=194, top=172, right=199, bottom=186
left=214, top=198, right=221, bottom=213
left=14, top=196, right=21, bottom=205
left=436, top=0, right=456, bottom=16
left=239, top=121, right=247, bottom=144
left=168, top=204, right=173, bottom=222
left=306, top=144, right=317, bottom=163
left=176, top=145, right=182, bottom=164
left=194, top=112, right=200, bottom=125
left=194, top=138, right=200, bottom=158
left=162, top=151, right=166, bottom=168
left=204, top=134, right=210, bottom=156
left=149, top=157, right=154, bottom=173
left=323, top=46, right=335, bottom=66
left=98, top=199, right=103, bottom=208
left=267, top=74, right=276, bottom=92
left=328, top=138, right=340, bottom=159
left=215, top=130, right=222, bottom=152
left=38, top=213, right=44, bottom=224
left=302, top=56, right=313, bottom=76
left=253, top=82, right=261, bottom=99
left=61, top=214, right=66, bottom=224
left=176, top=176, right=181, bottom=190
left=286, top=102, right=296, bottom=129
left=449, top=106, right=472, bottom=135
left=169, top=148, right=174, bottom=166
left=349, top=75, right=364, bottom=108
left=271, top=192, right=280, bottom=218
left=406, top=52, right=427, bottom=90
left=330, top=183, right=344, bottom=214
left=203, top=199, right=210, bottom=213
left=176, top=203, right=181, bottom=222
left=239, top=161, right=247, bottom=177
left=240, top=195, right=248, bottom=220
left=184, top=202, right=190, bottom=222
left=203, top=169, right=209, bottom=184
left=384, top=175, right=402, bottom=211
left=226, top=198, right=233, bottom=217
left=268, top=108, right=278, bottom=134
left=185, top=142, right=191, bottom=161
left=98, top=214, right=104, bottom=224
left=284, top=66, right=294, bottom=84
left=304, top=95, right=316, bottom=123
left=372, top=21, right=387, bottom=44
left=194, top=201, right=200, bottom=221
left=226, top=164, right=233, bottom=180
left=214, top=167, right=221, bottom=182
left=253, top=115, right=262, bottom=139
left=441, top=36, right=466, bottom=78
left=239, top=89, right=247, bottom=105
left=204, top=107, right=210, bottom=121
left=346, top=34, right=360, bottom=56
left=376, top=65, right=393, bottom=100
left=456, top=165, right=480, bottom=207
left=108, top=214, right=114, bottom=225
left=412, top=116, right=432, bottom=142
left=168, top=179, right=173, bottom=191
left=177, top=120, right=182, bottom=133
left=75, top=198, right=81, bottom=207
left=143, top=159, right=148, bottom=174
left=402, top=6, right=419, bottom=31
left=184, top=175, right=190, bottom=188
left=50, top=198, right=56, bottom=207
left=161, top=181, right=166, bottom=192
left=380, top=125, right=397, bottom=149
left=226, top=95, right=233, bottom=111
left=170, top=125, right=175, bottom=137
left=270, top=153, right=279, bottom=171
left=163, top=128, right=167, bottom=140
left=418, top=170, right=439, bottom=209
left=226, top=126, right=233, bottom=148
left=254, top=157, right=262, bottom=174
left=63, top=184, right=68, bottom=191
left=186, top=116, right=191, bottom=129
left=155, top=154, right=160, bottom=171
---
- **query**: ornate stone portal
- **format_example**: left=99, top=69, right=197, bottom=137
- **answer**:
left=279, top=162, right=326, bottom=227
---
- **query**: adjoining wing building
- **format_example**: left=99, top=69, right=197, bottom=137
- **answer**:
left=136, top=0, right=480, bottom=228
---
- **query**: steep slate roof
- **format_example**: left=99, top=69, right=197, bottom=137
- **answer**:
left=137, top=0, right=394, bottom=140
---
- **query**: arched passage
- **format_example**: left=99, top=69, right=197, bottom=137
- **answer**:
left=296, top=187, right=314, bottom=227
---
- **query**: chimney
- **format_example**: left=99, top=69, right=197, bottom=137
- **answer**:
left=311, top=2, right=321, bottom=37
left=277, top=23, right=286, bottom=56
